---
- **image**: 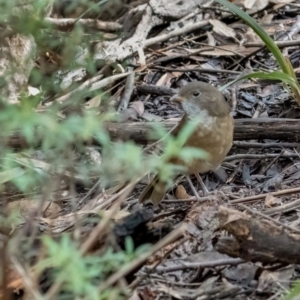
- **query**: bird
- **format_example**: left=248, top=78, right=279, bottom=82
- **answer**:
left=139, top=81, right=234, bottom=206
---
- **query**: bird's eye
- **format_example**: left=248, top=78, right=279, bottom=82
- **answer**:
left=193, top=91, right=201, bottom=97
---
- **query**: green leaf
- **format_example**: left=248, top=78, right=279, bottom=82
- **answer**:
left=125, top=237, right=134, bottom=255
left=176, top=120, right=201, bottom=147
left=179, top=147, right=210, bottom=163
left=0, top=167, right=26, bottom=184
left=284, top=280, right=300, bottom=300
left=284, top=57, right=300, bottom=103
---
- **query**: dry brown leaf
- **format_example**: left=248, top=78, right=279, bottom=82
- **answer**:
left=265, top=193, right=282, bottom=207
left=130, top=101, right=144, bottom=116
left=171, top=71, right=183, bottom=78
left=84, top=95, right=101, bottom=109
left=175, top=185, right=191, bottom=199
left=156, top=73, right=168, bottom=86
left=209, top=20, right=236, bottom=39
left=156, top=72, right=175, bottom=87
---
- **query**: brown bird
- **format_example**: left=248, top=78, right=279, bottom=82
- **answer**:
left=139, top=81, right=234, bottom=205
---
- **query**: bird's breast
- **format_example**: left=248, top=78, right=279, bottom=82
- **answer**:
left=172, top=113, right=234, bottom=174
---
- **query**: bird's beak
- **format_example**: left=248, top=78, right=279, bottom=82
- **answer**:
left=170, top=95, right=185, bottom=103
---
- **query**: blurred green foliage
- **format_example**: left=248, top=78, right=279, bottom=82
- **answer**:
left=37, top=235, right=150, bottom=300
left=0, top=0, right=208, bottom=298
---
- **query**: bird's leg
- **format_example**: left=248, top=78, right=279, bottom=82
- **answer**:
left=194, top=173, right=209, bottom=196
left=186, top=176, right=202, bottom=201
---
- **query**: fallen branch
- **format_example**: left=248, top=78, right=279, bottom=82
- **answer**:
left=225, top=153, right=300, bottom=162
left=233, top=141, right=300, bottom=148
left=104, top=118, right=300, bottom=143
left=152, top=66, right=241, bottom=75
left=230, top=187, right=300, bottom=204
left=215, top=206, right=300, bottom=264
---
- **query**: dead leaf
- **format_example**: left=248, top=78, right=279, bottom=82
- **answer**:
left=130, top=101, right=144, bottom=116
left=84, top=95, right=101, bottom=109
left=171, top=71, right=183, bottom=78
left=209, top=20, right=236, bottom=39
left=175, top=185, right=191, bottom=199
left=156, top=72, right=175, bottom=87
left=265, top=193, right=282, bottom=207
left=245, top=0, right=268, bottom=11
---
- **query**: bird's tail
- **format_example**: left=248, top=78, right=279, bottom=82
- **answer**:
left=139, top=175, right=168, bottom=206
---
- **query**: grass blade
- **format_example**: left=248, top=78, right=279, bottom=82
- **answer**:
left=214, top=0, right=289, bottom=74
